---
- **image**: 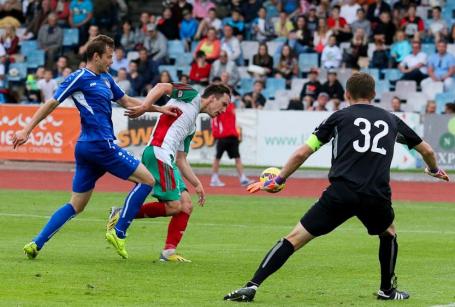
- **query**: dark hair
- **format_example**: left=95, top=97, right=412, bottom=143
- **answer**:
left=445, top=102, right=455, bottom=113
left=201, top=84, right=231, bottom=98
left=392, top=96, right=401, bottom=102
left=357, top=8, right=365, bottom=14
left=86, top=35, right=114, bottom=60
left=211, top=76, right=222, bottom=82
left=254, top=80, right=264, bottom=87
left=196, top=50, right=206, bottom=59
left=332, top=5, right=340, bottom=11
left=433, top=6, right=441, bottom=12
left=346, top=73, right=375, bottom=100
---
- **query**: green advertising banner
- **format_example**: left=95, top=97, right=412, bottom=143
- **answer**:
left=424, top=114, right=455, bottom=169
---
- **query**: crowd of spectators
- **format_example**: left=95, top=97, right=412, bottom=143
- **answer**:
left=0, top=0, right=454, bottom=114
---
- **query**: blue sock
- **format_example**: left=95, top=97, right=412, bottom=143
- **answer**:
left=34, top=203, right=76, bottom=249
left=115, top=184, right=153, bottom=238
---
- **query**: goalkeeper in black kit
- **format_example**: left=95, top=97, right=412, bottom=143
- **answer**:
left=224, top=73, right=449, bottom=302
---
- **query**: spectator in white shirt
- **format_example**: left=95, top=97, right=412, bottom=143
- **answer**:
left=398, top=40, right=428, bottom=85
left=221, top=24, right=242, bottom=65
left=115, top=68, right=132, bottom=95
left=428, top=6, right=448, bottom=43
left=111, top=46, right=129, bottom=74
left=321, top=35, right=342, bottom=69
left=340, top=0, right=361, bottom=25
left=37, top=69, right=57, bottom=102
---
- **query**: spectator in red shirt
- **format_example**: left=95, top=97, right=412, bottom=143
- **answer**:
left=189, top=50, right=211, bottom=85
left=400, top=5, right=424, bottom=40
left=327, top=5, right=351, bottom=42
left=210, top=98, right=253, bottom=187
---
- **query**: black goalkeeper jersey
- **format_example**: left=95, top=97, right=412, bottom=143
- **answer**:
left=313, top=104, right=422, bottom=200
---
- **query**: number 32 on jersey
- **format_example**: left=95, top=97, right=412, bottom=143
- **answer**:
left=353, top=118, right=389, bottom=155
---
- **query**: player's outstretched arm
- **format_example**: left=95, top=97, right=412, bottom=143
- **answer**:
left=414, top=141, right=449, bottom=181
left=248, top=134, right=322, bottom=193
left=119, top=94, right=178, bottom=118
left=124, top=83, right=176, bottom=118
left=11, top=98, right=59, bottom=149
left=176, top=151, right=206, bottom=206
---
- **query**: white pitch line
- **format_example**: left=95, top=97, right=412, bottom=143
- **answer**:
left=430, top=304, right=455, bottom=307
left=1, top=212, right=455, bottom=235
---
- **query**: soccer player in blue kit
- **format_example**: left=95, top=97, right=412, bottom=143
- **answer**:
left=11, top=35, right=176, bottom=259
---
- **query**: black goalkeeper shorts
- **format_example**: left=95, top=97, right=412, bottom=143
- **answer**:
left=215, top=137, right=240, bottom=159
left=300, top=181, right=395, bottom=236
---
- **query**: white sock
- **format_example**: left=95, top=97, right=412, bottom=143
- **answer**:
left=211, top=173, right=219, bottom=181
left=162, top=248, right=176, bottom=258
left=240, top=174, right=248, bottom=182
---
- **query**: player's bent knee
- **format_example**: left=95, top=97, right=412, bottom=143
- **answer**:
left=285, top=223, right=315, bottom=250
left=380, top=224, right=396, bottom=237
left=165, top=200, right=183, bottom=215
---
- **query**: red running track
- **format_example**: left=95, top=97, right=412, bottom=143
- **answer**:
left=0, top=170, right=454, bottom=202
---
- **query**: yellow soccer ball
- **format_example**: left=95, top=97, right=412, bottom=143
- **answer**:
left=259, top=167, right=285, bottom=193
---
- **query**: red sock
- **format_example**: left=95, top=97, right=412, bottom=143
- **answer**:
left=164, top=212, right=190, bottom=250
left=136, top=202, right=167, bottom=218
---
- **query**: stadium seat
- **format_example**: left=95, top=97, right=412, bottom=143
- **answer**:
left=406, top=92, right=428, bottom=113
left=266, top=41, right=283, bottom=56
left=178, top=65, right=191, bottom=76
left=416, top=6, right=431, bottom=20
left=274, top=89, right=291, bottom=109
left=336, top=68, right=352, bottom=87
left=290, top=78, right=306, bottom=99
left=318, top=67, right=327, bottom=82
left=127, top=51, right=139, bottom=62
left=20, top=40, right=38, bottom=54
left=7, top=63, right=27, bottom=81
left=265, top=77, right=286, bottom=92
left=190, top=40, right=199, bottom=53
left=26, top=50, right=45, bottom=69
left=237, top=66, right=250, bottom=79
left=375, top=80, right=390, bottom=100
left=158, top=65, right=178, bottom=81
left=367, top=43, right=375, bottom=59
left=361, top=68, right=380, bottom=81
left=421, top=80, right=443, bottom=100
left=421, top=43, right=435, bottom=56
left=237, top=78, right=254, bottom=95
left=395, top=80, right=417, bottom=99
left=63, top=28, right=79, bottom=46
left=378, top=91, right=396, bottom=110
left=240, top=41, right=259, bottom=65
left=298, top=53, right=318, bottom=73
left=382, top=69, right=403, bottom=82
left=168, top=40, right=185, bottom=59
left=447, top=44, right=455, bottom=55
left=435, top=92, right=455, bottom=114
left=263, top=99, right=280, bottom=110
left=175, top=52, right=193, bottom=66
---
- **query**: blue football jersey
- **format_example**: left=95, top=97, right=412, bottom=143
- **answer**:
left=53, top=68, right=125, bottom=141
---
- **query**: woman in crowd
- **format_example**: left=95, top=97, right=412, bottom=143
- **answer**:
left=313, top=17, right=332, bottom=54
left=119, top=20, right=136, bottom=52
left=251, top=43, right=274, bottom=77
left=275, top=44, right=298, bottom=83
left=189, top=50, right=211, bottom=85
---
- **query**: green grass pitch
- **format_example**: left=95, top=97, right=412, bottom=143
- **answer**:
left=0, top=189, right=454, bottom=306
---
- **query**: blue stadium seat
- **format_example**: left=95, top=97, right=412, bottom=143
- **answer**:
left=26, top=50, right=45, bottom=69
left=168, top=40, right=185, bottom=59
left=375, top=80, right=389, bottom=100
left=191, top=40, right=199, bottom=53
left=265, top=77, right=286, bottom=93
left=237, top=78, right=254, bottom=95
left=7, top=63, right=27, bottom=81
left=21, top=40, right=38, bottom=54
left=178, top=65, right=191, bottom=76
left=382, top=69, right=403, bottom=82
left=175, top=52, right=193, bottom=66
left=298, top=53, right=318, bottom=73
left=158, top=65, right=178, bottom=81
left=63, top=28, right=79, bottom=46
left=361, top=68, right=379, bottom=81
left=421, top=43, right=435, bottom=56
left=435, top=92, right=455, bottom=114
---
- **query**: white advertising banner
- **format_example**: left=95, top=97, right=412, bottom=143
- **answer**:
left=111, top=108, right=421, bottom=169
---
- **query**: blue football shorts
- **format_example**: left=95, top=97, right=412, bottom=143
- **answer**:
left=72, top=140, right=140, bottom=193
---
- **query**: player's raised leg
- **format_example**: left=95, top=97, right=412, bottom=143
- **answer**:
left=224, top=223, right=314, bottom=302
left=377, top=224, right=409, bottom=300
